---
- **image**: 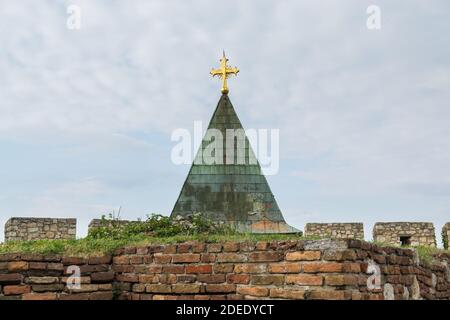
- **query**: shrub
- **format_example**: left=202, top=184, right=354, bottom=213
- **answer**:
left=87, top=213, right=236, bottom=240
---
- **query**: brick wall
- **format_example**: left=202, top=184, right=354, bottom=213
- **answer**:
left=113, top=239, right=449, bottom=300
left=373, top=222, right=436, bottom=247
left=0, top=253, right=113, bottom=300
left=305, top=223, right=364, bottom=240
left=5, top=218, right=76, bottom=242
left=1, top=240, right=449, bottom=300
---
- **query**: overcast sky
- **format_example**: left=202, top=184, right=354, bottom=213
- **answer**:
left=0, top=0, right=449, bottom=245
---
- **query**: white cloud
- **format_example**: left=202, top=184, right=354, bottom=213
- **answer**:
left=0, top=0, right=449, bottom=245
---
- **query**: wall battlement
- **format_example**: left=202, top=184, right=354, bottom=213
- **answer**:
left=3, top=218, right=450, bottom=249
left=4, top=218, right=76, bottom=242
left=373, top=222, right=436, bottom=247
left=305, top=223, right=364, bottom=240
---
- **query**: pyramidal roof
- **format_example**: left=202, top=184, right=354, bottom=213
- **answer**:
left=171, top=94, right=298, bottom=233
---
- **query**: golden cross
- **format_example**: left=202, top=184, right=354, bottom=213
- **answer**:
left=210, top=51, right=239, bottom=94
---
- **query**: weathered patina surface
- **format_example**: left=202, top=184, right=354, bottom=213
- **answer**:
left=171, top=94, right=298, bottom=233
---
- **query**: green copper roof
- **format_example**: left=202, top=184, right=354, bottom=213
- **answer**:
left=171, top=94, right=298, bottom=233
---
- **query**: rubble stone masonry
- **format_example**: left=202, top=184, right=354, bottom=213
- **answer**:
left=5, top=218, right=76, bottom=242
left=305, top=223, right=364, bottom=240
left=443, top=223, right=450, bottom=250
left=1, top=239, right=448, bottom=300
left=373, top=222, right=436, bottom=247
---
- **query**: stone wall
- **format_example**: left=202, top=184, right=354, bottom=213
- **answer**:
left=1, top=239, right=449, bottom=300
left=305, top=223, right=364, bottom=240
left=88, top=219, right=131, bottom=233
left=4, top=218, right=76, bottom=242
left=0, top=253, right=113, bottom=300
left=372, top=222, right=436, bottom=247
left=443, top=223, right=450, bottom=250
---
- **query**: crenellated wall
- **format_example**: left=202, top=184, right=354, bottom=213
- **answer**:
left=373, top=222, right=436, bottom=247
left=4, top=218, right=76, bottom=242
left=304, top=223, right=364, bottom=240
left=1, top=240, right=449, bottom=300
left=443, top=223, right=450, bottom=250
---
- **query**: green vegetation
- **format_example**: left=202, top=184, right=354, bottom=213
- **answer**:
left=0, top=213, right=304, bottom=256
left=414, top=245, right=448, bottom=265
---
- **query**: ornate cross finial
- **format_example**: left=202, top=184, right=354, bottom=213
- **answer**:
left=210, top=51, right=239, bottom=95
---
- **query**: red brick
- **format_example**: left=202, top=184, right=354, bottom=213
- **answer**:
left=234, top=263, right=267, bottom=273
left=113, top=256, right=130, bottom=265
left=27, top=276, right=59, bottom=284
left=286, top=251, right=321, bottom=261
left=129, top=255, right=143, bottom=265
left=29, top=262, right=47, bottom=270
left=223, top=242, right=240, bottom=252
left=90, top=291, right=113, bottom=300
left=240, top=242, right=256, bottom=252
left=303, top=262, right=343, bottom=273
left=153, top=254, right=172, bottom=264
left=88, top=255, right=112, bottom=264
left=255, top=241, right=269, bottom=250
left=47, top=263, right=64, bottom=271
left=62, top=257, right=87, bottom=265
left=192, top=243, right=206, bottom=253
left=159, top=274, right=177, bottom=284
left=286, top=275, right=323, bottom=286
left=324, top=275, right=358, bottom=286
left=132, top=283, right=146, bottom=293
left=0, top=273, right=23, bottom=285
left=177, top=275, right=197, bottom=283
left=98, top=284, right=112, bottom=291
left=308, top=289, right=351, bottom=300
left=248, top=251, right=283, bottom=262
left=214, top=264, right=234, bottom=273
left=91, top=271, right=115, bottom=283
left=186, top=264, right=213, bottom=274
left=22, top=293, right=57, bottom=300
left=236, top=286, right=269, bottom=297
left=59, top=293, right=90, bottom=300
left=205, top=284, right=236, bottom=293
left=172, top=284, right=201, bottom=294
left=116, top=273, right=139, bottom=283
left=323, top=250, right=356, bottom=261
left=172, top=254, right=200, bottom=263
left=227, top=274, right=250, bottom=284
left=217, top=253, right=247, bottom=263
left=162, top=245, right=177, bottom=254
left=146, top=265, right=162, bottom=273
left=342, top=263, right=361, bottom=273
left=206, top=244, right=222, bottom=253
left=251, top=275, right=284, bottom=286
left=146, top=284, right=171, bottom=293
left=136, top=247, right=148, bottom=255
left=268, top=262, right=301, bottom=273
left=197, top=274, right=226, bottom=284
left=3, top=285, right=31, bottom=295
left=139, top=274, right=158, bottom=283
left=177, top=244, right=192, bottom=253
left=20, top=253, right=44, bottom=262
left=270, top=288, right=305, bottom=300
left=152, top=294, right=178, bottom=300
left=124, top=247, right=136, bottom=254
left=162, top=265, right=185, bottom=274
left=8, top=261, right=28, bottom=272
left=201, top=253, right=216, bottom=263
